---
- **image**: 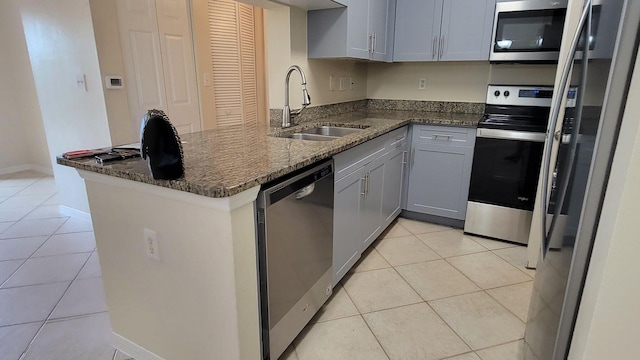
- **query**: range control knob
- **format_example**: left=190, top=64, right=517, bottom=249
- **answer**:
left=494, top=90, right=501, bottom=97
left=504, top=90, right=510, bottom=97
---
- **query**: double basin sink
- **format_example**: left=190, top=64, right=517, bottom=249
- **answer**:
left=277, top=125, right=369, bottom=141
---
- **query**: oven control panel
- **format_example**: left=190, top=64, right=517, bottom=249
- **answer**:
left=487, top=85, right=576, bottom=107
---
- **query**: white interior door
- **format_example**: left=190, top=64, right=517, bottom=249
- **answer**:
left=156, top=0, right=201, bottom=134
left=116, top=0, right=201, bottom=137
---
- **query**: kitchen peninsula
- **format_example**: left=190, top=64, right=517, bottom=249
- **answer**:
left=58, top=105, right=481, bottom=360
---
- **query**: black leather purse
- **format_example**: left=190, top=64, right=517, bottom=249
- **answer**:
left=140, top=109, right=184, bottom=180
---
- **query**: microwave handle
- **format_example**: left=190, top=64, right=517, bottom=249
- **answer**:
left=539, top=0, right=591, bottom=259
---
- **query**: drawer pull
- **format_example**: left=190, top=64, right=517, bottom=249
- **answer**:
left=432, top=134, right=453, bottom=141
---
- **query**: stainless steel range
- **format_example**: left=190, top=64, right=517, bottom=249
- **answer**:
left=464, top=85, right=575, bottom=244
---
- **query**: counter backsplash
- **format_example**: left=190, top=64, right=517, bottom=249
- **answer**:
left=270, top=99, right=484, bottom=127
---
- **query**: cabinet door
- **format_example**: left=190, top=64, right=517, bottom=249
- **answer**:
left=382, top=147, right=406, bottom=226
left=393, top=0, right=443, bottom=61
left=346, top=0, right=372, bottom=59
left=369, top=0, right=393, bottom=61
left=406, top=143, right=473, bottom=220
left=361, top=156, right=386, bottom=249
left=439, top=0, right=496, bottom=61
left=333, top=167, right=365, bottom=285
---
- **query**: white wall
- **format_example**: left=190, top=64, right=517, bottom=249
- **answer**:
left=265, top=6, right=368, bottom=109
left=568, top=49, right=640, bottom=360
left=19, top=0, right=113, bottom=212
left=366, top=61, right=558, bottom=103
left=0, top=0, right=51, bottom=174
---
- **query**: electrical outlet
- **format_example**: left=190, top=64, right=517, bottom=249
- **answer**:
left=329, top=75, right=335, bottom=91
left=418, top=78, right=427, bottom=90
left=144, top=228, right=160, bottom=261
left=350, top=77, right=355, bottom=90
left=339, top=76, right=348, bottom=91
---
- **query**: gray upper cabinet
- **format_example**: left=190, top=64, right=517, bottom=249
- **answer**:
left=393, top=0, right=496, bottom=62
left=308, top=0, right=396, bottom=61
left=406, top=125, right=475, bottom=220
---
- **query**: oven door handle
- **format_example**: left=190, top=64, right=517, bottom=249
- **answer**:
left=476, top=128, right=546, bottom=142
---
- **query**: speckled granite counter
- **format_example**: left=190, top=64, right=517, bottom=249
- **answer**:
left=57, top=110, right=482, bottom=198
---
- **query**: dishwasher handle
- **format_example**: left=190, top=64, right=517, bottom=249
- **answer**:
left=258, top=160, right=334, bottom=208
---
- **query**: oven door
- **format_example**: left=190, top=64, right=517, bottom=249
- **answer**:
left=490, top=0, right=568, bottom=62
left=468, top=129, right=545, bottom=211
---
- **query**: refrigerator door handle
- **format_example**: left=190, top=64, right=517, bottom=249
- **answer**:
left=540, top=0, right=592, bottom=258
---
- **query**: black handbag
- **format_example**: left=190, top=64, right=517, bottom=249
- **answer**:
left=140, top=109, right=185, bottom=180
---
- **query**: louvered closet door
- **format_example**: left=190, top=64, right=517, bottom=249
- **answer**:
left=208, top=0, right=259, bottom=129
left=156, top=0, right=202, bottom=134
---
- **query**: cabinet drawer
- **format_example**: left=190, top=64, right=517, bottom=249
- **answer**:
left=334, top=134, right=387, bottom=181
left=385, top=126, right=408, bottom=150
left=412, top=125, right=474, bottom=146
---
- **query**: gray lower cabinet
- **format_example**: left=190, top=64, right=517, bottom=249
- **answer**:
left=406, top=125, right=475, bottom=220
left=333, top=126, right=408, bottom=285
left=393, top=0, right=496, bottom=62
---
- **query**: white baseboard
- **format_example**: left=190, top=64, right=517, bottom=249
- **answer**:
left=60, top=205, right=92, bottom=222
left=112, top=332, right=166, bottom=360
left=0, top=164, right=53, bottom=176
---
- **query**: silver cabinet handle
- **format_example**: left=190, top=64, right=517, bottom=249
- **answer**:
left=372, top=33, right=377, bottom=54
left=368, top=34, right=373, bottom=54
left=360, top=176, right=367, bottom=196
left=411, top=148, right=415, bottom=168
left=365, top=173, right=370, bottom=197
left=402, top=151, right=408, bottom=164
left=432, top=134, right=452, bottom=141
left=432, top=37, right=437, bottom=59
left=439, top=36, right=444, bottom=59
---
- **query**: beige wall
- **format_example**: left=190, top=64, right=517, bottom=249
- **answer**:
left=20, top=0, right=113, bottom=212
left=266, top=6, right=368, bottom=109
left=0, top=0, right=51, bottom=173
left=89, top=0, right=138, bottom=146
left=366, top=61, right=558, bottom=103
left=569, top=49, right=640, bottom=360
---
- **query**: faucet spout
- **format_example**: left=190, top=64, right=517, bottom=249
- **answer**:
left=283, top=65, right=311, bottom=128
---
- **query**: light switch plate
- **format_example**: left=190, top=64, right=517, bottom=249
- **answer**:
left=339, top=76, right=348, bottom=91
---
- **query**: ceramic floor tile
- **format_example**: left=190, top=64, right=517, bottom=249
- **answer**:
left=0, top=322, right=43, bottom=360
left=50, top=277, right=108, bottom=319
left=313, top=284, right=359, bottom=323
left=5, top=171, right=48, bottom=180
left=0, top=236, right=48, bottom=261
left=476, top=340, right=524, bottom=360
left=23, top=204, right=70, bottom=220
left=429, top=292, right=525, bottom=350
left=279, top=345, right=298, bottom=360
left=294, top=316, right=388, bottom=360
left=0, top=196, right=7, bottom=203
left=0, top=259, right=24, bottom=284
left=364, top=303, right=470, bottom=360
left=486, top=282, right=534, bottom=322
left=351, top=248, right=391, bottom=273
left=55, top=217, right=93, bottom=234
left=0, top=218, right=67, bottom=239
left=380, top=221, right=411, bottom=239
left=0, top=282, right=69, bottom=326
left=375, top=235, right=440, bottom=266
left=2, top=253, right=90, bottom=288
left=0, top=221, right=16, bottom=234
left=17, top=178, right=57, bottom=196
left=77, top=251, right=103, bottom=279
left=32, top=232, right=96, bottom=257
left=396, top=260, right=480, bottom=301
left=42, top=194, right=61, bottom=206
left=492, top=246, right=536, bottom=278
left=444, top=353, right=482, bottom=360
left=466, top=235, right=518, bottom=251
left=342, top=268, right=421, bottom=313
left=0, top=187, right=25, bottom=197
left=417, top=230, right=488, bottom=258
left=447, top=252, right=532, bottom=289
left=114, top=349, right=135, bottom=360
left=0, top=194, right=51, bottom=209
left=0, top=207, right=34, bottom=222
left=397, top=218, right=452, bottom=235
left=23, top=312, right=114, bottom=360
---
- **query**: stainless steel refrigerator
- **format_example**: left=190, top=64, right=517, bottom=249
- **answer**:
left=524, top=0, right=640, bottom=359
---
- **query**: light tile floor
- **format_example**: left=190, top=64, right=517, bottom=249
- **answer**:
left=0, top=171, right=535, bottom=360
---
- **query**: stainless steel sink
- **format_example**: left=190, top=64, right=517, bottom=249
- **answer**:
left=300, top=126, right=367, bottom=137
left=282, top=133, right=339, bottom=141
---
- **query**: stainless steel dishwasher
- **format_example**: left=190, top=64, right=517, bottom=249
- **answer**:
left=256, top=159, right=334, bottom=360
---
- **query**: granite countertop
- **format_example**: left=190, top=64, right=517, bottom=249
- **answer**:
left=57, top=110, right=482, bottom=198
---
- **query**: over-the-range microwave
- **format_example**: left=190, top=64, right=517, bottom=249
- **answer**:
left=490, top=0, right=607, bottom=63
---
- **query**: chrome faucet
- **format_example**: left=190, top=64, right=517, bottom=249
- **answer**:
left=282, top=65, right=311, bottom=128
